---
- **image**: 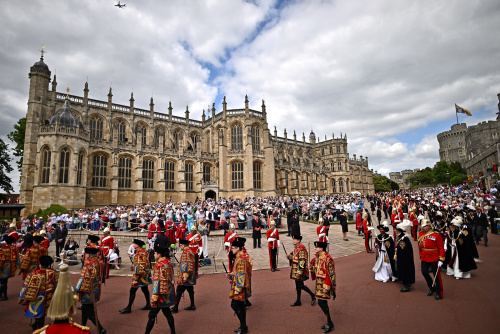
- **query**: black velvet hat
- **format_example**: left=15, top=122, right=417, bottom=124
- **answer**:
left=314, top=241, right=328, bottom=250
left=39, top=255, right=54, bottom=267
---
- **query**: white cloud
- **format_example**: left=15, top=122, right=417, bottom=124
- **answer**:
left=1, top=0, right=500, bottom=192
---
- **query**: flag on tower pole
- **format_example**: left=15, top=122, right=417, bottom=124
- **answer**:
left=455, top=104, right=472, bottom=124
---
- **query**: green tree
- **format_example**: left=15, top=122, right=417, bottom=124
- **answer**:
left=7, top=117, right=26, bottom=173
left=373, top=175, right=394, bottom=193
left=0, top=138, right=13, bottom=193
left=450, top=175, right=463, bottom=186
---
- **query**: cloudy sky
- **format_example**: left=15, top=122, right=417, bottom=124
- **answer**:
left=1, top=0, right=500, bottom=192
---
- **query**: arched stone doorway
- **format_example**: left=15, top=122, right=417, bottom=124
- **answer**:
left=205, top=190, right=216, bottom=200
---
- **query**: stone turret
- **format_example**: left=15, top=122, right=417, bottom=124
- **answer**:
left=309, top=130, right=316, bottom=144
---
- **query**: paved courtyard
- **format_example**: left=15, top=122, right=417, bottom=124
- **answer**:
left=55, top=219, right=368, bottom=276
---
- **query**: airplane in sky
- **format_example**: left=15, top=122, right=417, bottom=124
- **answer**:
left=115, top=1, right=126, bottom=8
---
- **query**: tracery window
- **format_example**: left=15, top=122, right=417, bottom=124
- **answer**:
left=143, top=159, right=154, bottom=189
left=165, top=161, right=175, bottom=190
left=251, top=126, right=260, bottom=151
left=231, top=161, right=244, bottom=189
left=185, top=162, right=194, bottom=191
left=231, top=124, right=243, bottom=150
left=253, top=162, right=262, bottom=189
left=91, top=154, right=107, bottom=187
left=89, top=116, right=103, bottom=140
left=41, top=147, right=51, bottom=184
left=58, top=148, right=70, bottom=183
left=118, top=157, right=132, bottom=188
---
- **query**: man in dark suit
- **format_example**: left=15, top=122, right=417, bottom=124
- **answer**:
left=290, top=211, right=300, bottom=237
left=474, top=207, right=489, bottom=246
left=252, top=214, right=262, bottom=248
left=487, top=202, right=498, bottom=235
left=54, top=220, right=68, bottom=260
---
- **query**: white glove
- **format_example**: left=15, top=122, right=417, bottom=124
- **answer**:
left=438, top=260, right=443, bottom=267
left=277, top=240, right=280, bottom=247
left=224, top=242, right=230, bottom=247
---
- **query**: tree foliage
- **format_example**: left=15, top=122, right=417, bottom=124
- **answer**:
left=7, top=117, right=26, bottom=173
left=404, top=161, right=467, bottom=189
left=0, top=138, right=14, bottom=193
left=373, top=175, right=399, bottom=193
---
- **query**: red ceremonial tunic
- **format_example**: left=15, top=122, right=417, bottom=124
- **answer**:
left=8, top=231, right=19, bottom=241
left=317, top=226, right=328, bottom=242
left=266, top=228, right=279, bottom=248
left=33, top=321, right=90, bottom=333
left=100, top=236, right=114, bottom=257
left=418, top=230, right=445, bottom=262
left=362, top=219, right=371, bottom=234
left=310, top=251, right=336, bottom=300
left=186, top=232, right=202, bottom=255
left=409, top=212, right=418, bottom=226
left=224, top=232, right=239, bottom=252
left=40, top=238, right=50, bottom=250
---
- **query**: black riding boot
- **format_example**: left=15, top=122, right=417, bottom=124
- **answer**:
left=120, top=287, right=137, bottom=313
left=141, top=286, right=151, bottom=310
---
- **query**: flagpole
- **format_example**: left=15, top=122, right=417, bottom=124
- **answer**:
left=455, top=104, right=459, bottom=124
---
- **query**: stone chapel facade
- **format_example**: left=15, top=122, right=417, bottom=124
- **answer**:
left=19, top=56, right=374, bottom=213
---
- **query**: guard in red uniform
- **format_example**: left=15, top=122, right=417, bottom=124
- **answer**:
left=310, top=241, right=336, bottom=333
left=186, top=226, right=202, bottom=277
left=317, top=218, right=329, bottom=243
left=100, top=228, right=114, bottom=279
left=119, top=239, right=152, bottom=313
left=145, top=236, right=176, bottom=334
left=409, top=207, right=418, bottom=241
left=34, top=264, right=90, bottom=333
left=175, top=220, right=188, bottom=243
left=0, top=235, right=18, bottom=300
left=224, top=224, right=239, bottom=271
left=266, top=220, right=280, bottom=271
left=418, top=218, right=445, bottom=300
left=362, top=212, right=373, bottom=253
left=227, top=237, right=252, bottom=334
left=171, top=239, right=196, bottom=313
left=75, top=247, right=106, bottom=334
left=288, top=235, right=315, bottom=306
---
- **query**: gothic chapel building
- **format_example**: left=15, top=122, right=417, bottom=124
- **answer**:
left=20, top=56, right=374, bottom=213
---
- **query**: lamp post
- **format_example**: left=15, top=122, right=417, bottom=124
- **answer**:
left=446, top=172, right=450, bottom=187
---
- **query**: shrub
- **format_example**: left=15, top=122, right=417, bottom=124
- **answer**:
left=27, top=204, right=69, bottom=220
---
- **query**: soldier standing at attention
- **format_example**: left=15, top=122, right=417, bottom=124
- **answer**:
left=227, top=237, right=252, bottom=334
left=119, top=239, right=152, bottom=313
left=288, top=235, right=316, bottom=306
left=19, top=255, right=58, bottom=331
left=100, top=227, right=115, bottom=279
left=171, top=239, right=196, bottom=313
left=418, top=219, right=445, bottom=300
left=145, top=236, right=176, bottom=334
left=310, top=241, right=336, bottom=333
left=266, top=220, right=280, bottom=272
